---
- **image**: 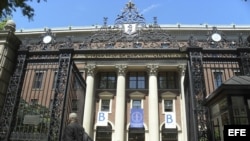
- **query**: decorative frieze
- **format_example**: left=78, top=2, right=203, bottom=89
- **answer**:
left=74, top=53, right=187, bottom=59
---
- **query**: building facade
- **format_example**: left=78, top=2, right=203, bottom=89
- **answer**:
left=0, top=1, right=250, bottom=141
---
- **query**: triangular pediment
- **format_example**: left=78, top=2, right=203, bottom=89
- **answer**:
left=161, top=91, right=177, bottom=99
left=98, top=91, right=114, bottom=99
left=129, top=91, right=145, bottom=99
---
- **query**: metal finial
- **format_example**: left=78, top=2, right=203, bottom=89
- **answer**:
left=153, top=17, right=158, bottom=25
left=103, top=17, right=108, bottom=27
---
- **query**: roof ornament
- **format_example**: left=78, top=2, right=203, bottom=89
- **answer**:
left=149, top=17, right=160, bottom=28
left=114, top=1, right=145, bottom=27
left=101, top=17, right=109, bottom=29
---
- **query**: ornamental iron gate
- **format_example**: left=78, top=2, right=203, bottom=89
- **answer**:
left=185, top=47, right=250, bottom=141
left=0, top=35, right=86, bottom=141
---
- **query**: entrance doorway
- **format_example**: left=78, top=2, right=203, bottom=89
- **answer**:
left=128, top=127, right=145, bottom=141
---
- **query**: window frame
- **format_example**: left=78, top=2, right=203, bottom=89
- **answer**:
left=233, top=69, right=241, bottom=76
left=32, top=70, right=45, bottom=89
left=212, top=70, right=223, bottom=89
left=127, top=72, right=147, bottom=89
left=98, top=72, right=117, bottom=89
left=162, top=99, right=175, bottom=114
left=130, top=99, right=143, bottom=109
left=96, top=123, right=112, bottom=141
left=163, top=99, right=173, bottom=112
left=158, top=72, right=178, bottom=89
left=99, top=99, right=112, bottom=113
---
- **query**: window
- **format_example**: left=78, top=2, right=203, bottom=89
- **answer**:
left=132, top=100, right=142, bottom=109
left=33, top=71, right=44, bottom=89
left=233, top=69, right=241, bottom=76
left=162, top=126, right=178, bottom=141
left=52, top=71, right=57, bottom=89
left=231, top=96, right=248, bottom=124
left=129, top=127, right=145, bottom=141
left=213, top=71, right=223, bottom=88
left=96, top=123, right=112, bottom=141
left=164, top=100, right=173, bottom=112
left=128, top=72, right=146, bottom=89
left=99, top=72, right=116, bottom=89
left=212, top=118, right=221, bottom=141
left=101, top=99, right=111, bottom=112
left=158, top=72, right=178, bottom=89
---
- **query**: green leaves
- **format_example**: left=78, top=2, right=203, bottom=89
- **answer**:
left=0, top=19, right=7, bottom=30
left=0, top=0, right=47, bottom=20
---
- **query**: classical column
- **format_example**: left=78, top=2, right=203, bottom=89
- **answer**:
left=147, top=65, right=159, bottom=141
left=83, top=65, right=96, bottom=136
left=178, top=65, right=187, bottom=141
left=114, top=65, right=127, bottom=141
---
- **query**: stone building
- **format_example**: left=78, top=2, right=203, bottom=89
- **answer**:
left=0, top=1, right=250, bottom=141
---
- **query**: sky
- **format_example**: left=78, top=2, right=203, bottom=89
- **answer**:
left=12, top=0, right=250, bottom=30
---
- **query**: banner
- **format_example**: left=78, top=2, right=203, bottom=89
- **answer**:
left=165, top=112, right=176, bottom=128
left=130, top=108, right=144, bottom=128
left=97, top=112, right=108, bottom=126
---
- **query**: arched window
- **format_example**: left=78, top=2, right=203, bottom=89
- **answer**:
left=96, top=123, right=112, bottom=141
left=128, top=127, right=145, bottom=141
left=161, top=125, right=178, bottom=141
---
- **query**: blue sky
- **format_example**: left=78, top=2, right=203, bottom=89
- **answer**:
left=12, top=0, right=250, bottom=30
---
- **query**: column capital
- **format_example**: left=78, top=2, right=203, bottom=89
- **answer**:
left=178, top=65, right=186, bottom=76
left=115, top=65, right=127, bottom=76
left=85, top=64, right=96, bottom=76
left=147, top=65, right=159, bottom=76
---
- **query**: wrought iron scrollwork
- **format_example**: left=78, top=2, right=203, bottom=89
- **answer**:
left=60, top=36, right=74, bottom=48
left=188, top=34, right=198, bottom=47
left=189, top=49, right=209, bottom=141
left=239, top=52, right=250, bottom=75
left=0, top=54, right=27, bottom=141
left=48, top=53, right=72, bottom=141
left=114, top=1, right=145, bottom=26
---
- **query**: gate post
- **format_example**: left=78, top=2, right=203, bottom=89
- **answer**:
left=237, top=48, right=250, bottom=76
left=187, top=47, right=210, bottom=141
left=48, top=39, right=74, bottom=141
left=0, top=49, right=28, bottom=141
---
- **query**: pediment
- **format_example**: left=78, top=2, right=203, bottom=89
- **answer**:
left=161, top=91, right=177, bottom=99
left=129, top=91, right=145, bottom=99
left=98, top=91, right=114, bottom=99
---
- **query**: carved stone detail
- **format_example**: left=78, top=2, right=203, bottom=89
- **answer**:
left=115, top=65, right=127, bottom=76
left=147, top=65, right=159, bottom=76
left=85, top=65, right=96, bottom=76
left=178, top=65, right=186, bottom=76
